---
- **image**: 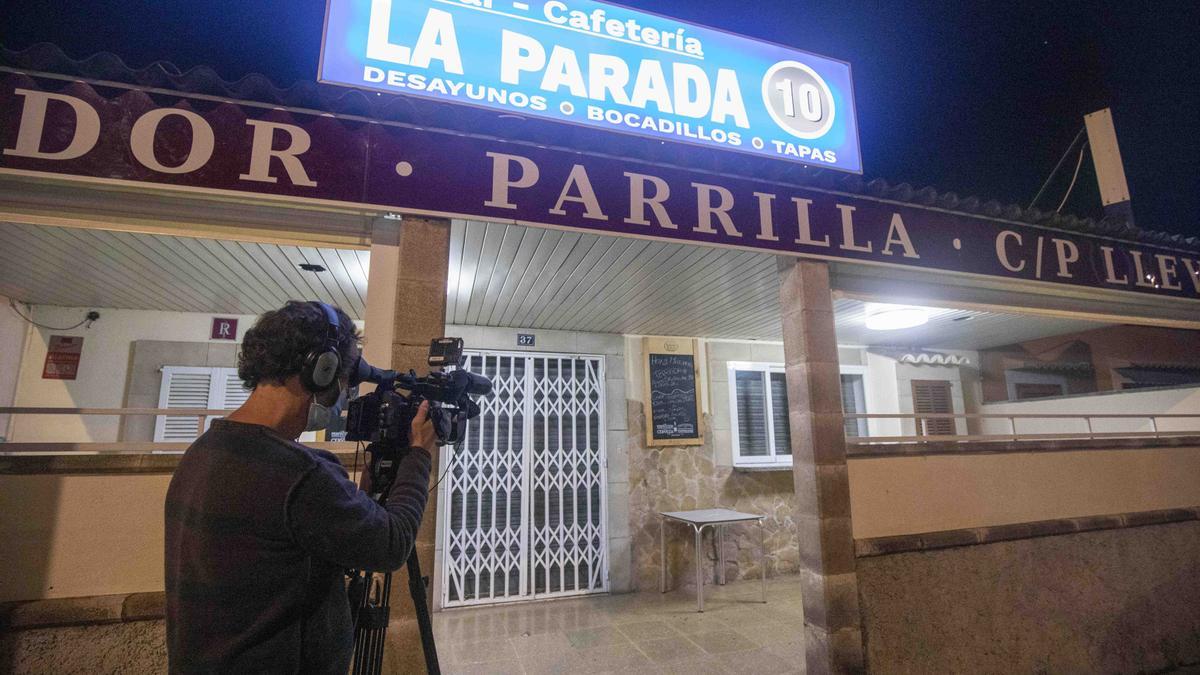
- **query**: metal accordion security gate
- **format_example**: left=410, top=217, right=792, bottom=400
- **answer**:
left=442, top=351, right=608, bottom=607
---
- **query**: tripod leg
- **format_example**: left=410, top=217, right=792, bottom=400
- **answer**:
left=375, top=573, right=392, bottom=671
left=351, top=571, right=372, bottom=675
left=350, top=571, right=393, bottom=675
left=407, top=551, right=441, bottom=675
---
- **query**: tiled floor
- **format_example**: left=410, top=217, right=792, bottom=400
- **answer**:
left=429, top=577, right=807, bottom=674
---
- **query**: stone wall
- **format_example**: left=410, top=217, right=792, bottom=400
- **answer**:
left=1, top=620, right=165, bottom=675
left=625, top=399, right=800, bottom=591
left=857, top=520, right=1200, bottom=674
left=0, top=592, right=167, bottom=674
left=623, top=337, right=804, bottom=592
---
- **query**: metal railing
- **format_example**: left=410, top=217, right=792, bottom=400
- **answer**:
left=0, top=407, right=357, bottom=454
left=844, top=412, right=1200, bottom=445
left=2, top=407, right=1199, bottom=453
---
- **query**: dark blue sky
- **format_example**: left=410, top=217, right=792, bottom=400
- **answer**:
left=3, top=0, right=1197, bottom=237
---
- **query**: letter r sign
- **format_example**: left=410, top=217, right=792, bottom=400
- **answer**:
left=211, top=318, right=238, bottom=341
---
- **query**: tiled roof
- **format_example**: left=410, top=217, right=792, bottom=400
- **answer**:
left=4, top=43, right=1197, bottom=253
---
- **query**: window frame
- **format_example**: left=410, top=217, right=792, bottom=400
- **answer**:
left=840, top=365, right=870, bottom=438
left=727, top=361, right=873, bottom=468
left=727, top=361, right=792, bottom=468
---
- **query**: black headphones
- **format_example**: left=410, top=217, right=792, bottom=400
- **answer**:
left=300, top=301, right=342, bottom=393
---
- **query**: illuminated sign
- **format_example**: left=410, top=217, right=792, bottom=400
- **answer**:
left=319, top=0, right=862, bottom=172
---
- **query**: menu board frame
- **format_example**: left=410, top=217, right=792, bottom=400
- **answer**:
left=642, top=337, right=704, bottom=447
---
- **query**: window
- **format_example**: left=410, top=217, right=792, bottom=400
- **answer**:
left=840, top=371, right=869, bottom=437
left=911, top=379, right=955, bottom=436
left=728, top=362, right=791, bottom=467
left=154, top=366, right=251, bottom=442
left=727, top=362, right=872, bottom=467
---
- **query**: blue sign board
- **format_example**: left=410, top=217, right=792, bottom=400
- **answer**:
left=319, top=0, right=862, bottom=172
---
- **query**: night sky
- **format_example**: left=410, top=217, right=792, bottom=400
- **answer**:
left=3, top=0, right=1198, bottom=238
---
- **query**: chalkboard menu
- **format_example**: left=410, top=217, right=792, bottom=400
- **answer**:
left=643, top=338, right=704, bottom=446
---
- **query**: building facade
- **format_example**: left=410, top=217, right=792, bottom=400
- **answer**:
left=1, top=44, right=1199, bottom=674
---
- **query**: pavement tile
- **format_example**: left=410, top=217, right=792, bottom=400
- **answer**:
left=443, top=660, right=524, bottom=675
left=444, top=637, right=519, bottom=665
left=566, top=625, right=629, bottom=648
left=717, top=645, right=799, bottom=672
left=685, top=630, right=758, bottom=655
left=655, top=656, right=734, bottom=675
left=633, top=637, right=706, bottom=664
left=436, top=577, right=809, bottom=674
left=508, top=630, right=571, bottom=661
left=734, top=620, right=805, bottom=647
left=614, top=620, right=683, bottom=642
left=662, top=614, right=729, bottom=635
left=767, top=637, right=807, bottom=663
left=575, top=640, right=654, bottom=670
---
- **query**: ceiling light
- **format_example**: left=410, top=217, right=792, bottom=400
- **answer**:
left=865, top=304, right=930, bottom=331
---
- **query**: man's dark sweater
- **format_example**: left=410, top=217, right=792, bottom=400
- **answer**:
left=164, top=420, right=431, bottom=674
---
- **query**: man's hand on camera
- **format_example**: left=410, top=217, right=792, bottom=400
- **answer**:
left=411, top=400, right=438, bottom=455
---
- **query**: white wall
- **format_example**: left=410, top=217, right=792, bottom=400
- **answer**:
left=10, top=306, right=258, bottom=443
left=979, top=386, right=1200, bottom=436
left=0, top=298, right=31, bottom=441
left=865, top=352, right=901, bottom=437
left=861, top=350, right=980, bottom=437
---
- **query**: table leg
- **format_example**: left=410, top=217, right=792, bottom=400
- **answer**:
left=759, top=519, right=767, bottom=603
left=660, top=517, right=666, bottom=593
left=694, top=525, right=704, bottom=613
left=718, top=525, right=726, bottom=586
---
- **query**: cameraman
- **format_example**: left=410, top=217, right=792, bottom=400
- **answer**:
left=164, top=301, right=437, bottom=674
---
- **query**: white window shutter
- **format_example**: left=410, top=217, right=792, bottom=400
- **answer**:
left=220, top=369, right=251, bottom=409
left=155, top=368, right=214, bottom=442
left=154, top=367, right=250, bottom=443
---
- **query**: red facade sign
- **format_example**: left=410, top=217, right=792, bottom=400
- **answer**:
left=42, top=335, right=84, bottom=380
left=211, top=318, right=238, bottom=341
left=2, top=73, right=1199, bottom=301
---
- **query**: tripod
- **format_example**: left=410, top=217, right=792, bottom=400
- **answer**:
left=348, top=447, right=441, bottom=675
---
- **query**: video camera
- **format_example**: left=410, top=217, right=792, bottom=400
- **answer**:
left=345, top=338, right=492, bottom=451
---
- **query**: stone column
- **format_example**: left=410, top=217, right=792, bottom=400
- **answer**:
left=375, top=215, right=452, bottom=674
left=361, top=217, right=400, bottom=368
left=778, top=258, right=865, bottom=674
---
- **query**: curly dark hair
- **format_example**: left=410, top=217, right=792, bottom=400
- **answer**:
left=238, top=301, right=360, bottom=389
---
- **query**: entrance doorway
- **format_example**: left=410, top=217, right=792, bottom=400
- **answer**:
left=442, top=350, right=608, bottom=607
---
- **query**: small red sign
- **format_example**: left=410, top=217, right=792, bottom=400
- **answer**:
left=211, top=318, right=238, bottom=341
left=43, top=335, right=84, bottom=380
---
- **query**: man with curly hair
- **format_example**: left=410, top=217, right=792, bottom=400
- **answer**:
left=164, top=301, right=437, bottom=674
